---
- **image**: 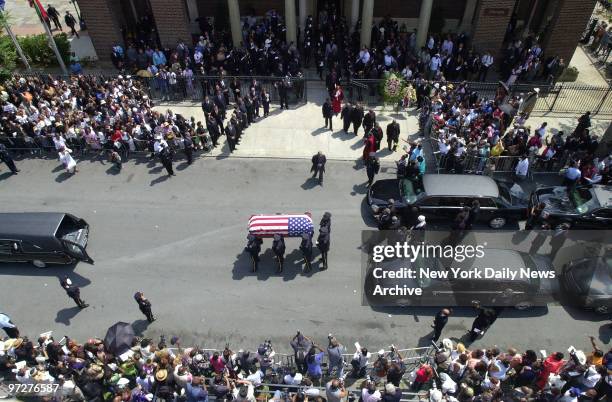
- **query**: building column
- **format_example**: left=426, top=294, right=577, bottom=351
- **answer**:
left=227, top=0, right=242, bottom=48
left=459, top=0, right=478, bottom=34
left=415, top=0, right=433, bottom=48
left=471, top=0, right=516, bottom=57
left=360, top=0, right=374, bottom=47
left=350, top=0, right=360, bottom=33
left=299, top=0, right=307, bottom=35
left=285, top=0, right=297, bottom=44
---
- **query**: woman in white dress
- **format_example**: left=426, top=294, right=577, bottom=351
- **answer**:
left=58, top=147, right=78, bottom=174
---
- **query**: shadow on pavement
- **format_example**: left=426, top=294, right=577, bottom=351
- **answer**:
left=301, top=177, right=320, bottom=190
left=105, top=166, right=121, bottom=175
left=150, top=175, right=170, bottom=186
left=311, top=127, right=328, bottom=136
left=599, top=323, right=611, bottom=344
left=0, top=171, right=14, bottom=181
left=176, top=162, right=190, bottom=171
left=132, top=319, right=152, bottom=336
left=360, top=197, right=378, bottom=228
left=52, top=164, right=64, bottom=173
left=55, top=306, right=82, bottom=325
left=231, top=248, right=323, bottom=281
left=0, top=263, right=92, bottom=287
left=55, top=171, right=74, bottom=182
left=561, top=305, right=611, bottom=323
left=351, top=182, right=368, bottom=196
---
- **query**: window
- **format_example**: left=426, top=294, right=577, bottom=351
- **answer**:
left=478, top=198, right=496, bottom=208
left=0, top=241, right=13, bottom=255
left=419, top=197, right=441, bottom=207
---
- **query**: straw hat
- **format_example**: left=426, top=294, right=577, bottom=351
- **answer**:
left=155, top=369, right=168, bottom=382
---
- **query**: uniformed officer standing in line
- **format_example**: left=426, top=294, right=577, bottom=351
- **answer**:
left=0, top=144, right=19, bottom=174
left=317, top=226, right=330, bottom=270
left=134, top=292, right=155, bottom=322
left=246, top=234, right=263, bottom=272
left=320, top=212, right=332, bottom=233
left=226, top=120, right=237, bottom=153
left=272, top=234, right=286, bottom=273
left=365, top=153, right=381, bottom=187
left=60, top=277, right=89, bottom=309
left=311, top=151, right=327, bottom=185
left=300, top=232, right=314, bottom=272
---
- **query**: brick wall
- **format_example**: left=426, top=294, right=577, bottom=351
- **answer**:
left=542, top=0, right=596, bottom=65
left=76, top=0, right=122, bottom=61
left=149, top=0, right=192, bottom=47
left=471, top=0, right=517, bottom=56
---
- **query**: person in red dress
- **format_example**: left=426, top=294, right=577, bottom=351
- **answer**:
left=331, top=84, right=344, bottom=115
left=363, top=132, right=376, bottom=161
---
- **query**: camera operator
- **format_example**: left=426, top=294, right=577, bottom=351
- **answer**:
left=350, top=347, right=370, bottom=378
left=291, top=331, right=313, bottom=374
left=327, top=335, right=346, bottom=378
left=326, top=378, right=348, bottom=402
left=237, top=350, right=259, bottom=377
left=257, top=340, right=275, bottom=376
left=231, top=378, right=256, bottom=402
left=386, top=346, right=405, bottom=387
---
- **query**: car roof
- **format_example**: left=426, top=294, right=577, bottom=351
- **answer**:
left=0, top=212, right=66, bottom=241
left=422, top=174, right=499, bottom=198
left=592, top=185, right=612, bottom=208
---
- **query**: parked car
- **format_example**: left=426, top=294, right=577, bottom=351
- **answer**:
left=560, top=255, right=611, bottom=314
left=367, top=174, right=526, bottom=228
left=529, top=184, right=612, bottom=229
left=0, top=212, right=94, bottom=268
left=364, top=248, right=553, bottom=309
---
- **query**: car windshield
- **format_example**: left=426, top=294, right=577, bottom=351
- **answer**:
left=572, top=257, right=612, bottom=295
left=568, top=187, right=600, bottom=214
left=498, top=183, right=512, bottom=204
left=519, top=254, right=540, bottom=287
left=415, top=255, right=444, bottom=288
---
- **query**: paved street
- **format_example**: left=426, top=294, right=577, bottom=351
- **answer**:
left=0, top=157, right=609, bottom=354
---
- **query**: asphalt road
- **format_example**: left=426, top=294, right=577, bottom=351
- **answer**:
left=0, top=155, right=609, bottom=354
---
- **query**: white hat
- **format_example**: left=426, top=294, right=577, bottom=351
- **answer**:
left=66, top=278, right=72, bottom=285
left=385, top=384, right=396, bottom=394
left=534, top=87, right=540, bottom=93
left=434, top=83, right=440, bottom=89
left=574, top=350, right=587, bottom=365
left=442, top=338, right=453, bottom=350
left=429, top=389, right=442, bottom=402
left=418, top=215, right=426, bottom=222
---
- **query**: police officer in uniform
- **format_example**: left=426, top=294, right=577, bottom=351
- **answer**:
left=0, top=144, right=19, bottom=174
left=320, top=212, right=331, bottom=233
left=183, top=132, right=194, bottom=165
left=300, top=232, right=314, bottom=272
left=226, top=120, right=237, bottom=153
left=365, top=153, right=380, bottom=187
left=60, top=277, right=88, bottom=308
left=159, top=144, right=175, bottom=176
left=246, top=234, right=263, bottom=272
left=134, top=291, right=155, bottom=322
left=272, top=234, right=286, bottom=273
left=386, top=119, right=400, bottom=151
left=317, top=226, right=330, bottom=270
left=311, top=151, right=327, bottom=185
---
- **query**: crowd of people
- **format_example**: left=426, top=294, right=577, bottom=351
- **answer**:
left=0, top=72, right=284, bottom=176
left=417, top=80, right=610, bottom=185
left=0, top=312, right=610, bottom=402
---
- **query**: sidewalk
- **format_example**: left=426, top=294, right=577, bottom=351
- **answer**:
left=155, top=97, right=610, bottom=163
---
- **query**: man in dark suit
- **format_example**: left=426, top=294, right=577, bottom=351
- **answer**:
left=351, top=104, right=364, bottom=136
left=60, top=277, right=88, bottom=309
left=322, top=98, right=333, bottom=131
left=311, top=151, right=327, bottom=185
left=386, top=119, right=400, bottom=151
left=341, top=102, right=353, bottom=133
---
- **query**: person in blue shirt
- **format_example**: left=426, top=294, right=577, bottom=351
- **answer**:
left=305, top=343, right=326, bottom=383
left=564, top=160, right=582, bottom=190
left=185, top=377, right=208, bottom=402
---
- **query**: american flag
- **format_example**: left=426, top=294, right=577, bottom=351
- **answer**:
left=248, top=214, right=314, bottom=238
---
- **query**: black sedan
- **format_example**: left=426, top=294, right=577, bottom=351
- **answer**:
left=560, top=256, right=612, bottom=314
left=530, top=184, right=612, bottom=229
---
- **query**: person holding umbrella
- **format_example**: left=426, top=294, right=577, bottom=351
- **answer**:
left=134, top=292, right=155, bottom=322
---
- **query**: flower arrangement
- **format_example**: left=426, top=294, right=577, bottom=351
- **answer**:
left=381, top=72, right=407, bottom=110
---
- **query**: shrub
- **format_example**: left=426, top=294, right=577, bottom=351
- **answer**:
left=17, top=33, right=71, bottom=68
left=558, top=66, right=579, bottom=82
left=0, top=36, right=17, bottom=83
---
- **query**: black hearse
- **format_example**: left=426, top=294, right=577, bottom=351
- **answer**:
left=0, top=213, right=94, bottom=267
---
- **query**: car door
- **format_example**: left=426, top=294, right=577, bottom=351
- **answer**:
left=62, top=240, right=95, bottom=264
left=580, top=208, right=612, bottom=229
left=415, top=196, right=443, bottom=222
left=475, top=197, right=498, bottom=223
left=0, top=240, right=25, bottom=263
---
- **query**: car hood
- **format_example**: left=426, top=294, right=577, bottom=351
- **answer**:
left=370, top=179, right=401, bottom=204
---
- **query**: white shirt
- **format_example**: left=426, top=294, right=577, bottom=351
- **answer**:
left=361, top=389, right=381, bottom=402
left=53, top=136, right=67, bottom=150
left=430, top=56, right=441, bottom=71
left=482, top=54, right=494, bottom=67
left=359, top=50, right=370, bottom=64
left=515, top=158, right=529, bottom=176
left=246, top=370, right=264, bottom=386
left=283, top=373, right=303, bottom=385
left=153, top=139, right=168, bottom=153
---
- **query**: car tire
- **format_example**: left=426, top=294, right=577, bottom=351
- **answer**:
left=32, top=259, right=46, bottom=268
left=594, top=305, right=609, bottom=314
left=555, top=221, right=572, bottom=230
left=489, top=217, right=507, bottom=229
left=514, top=301, right=533, bottom=310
